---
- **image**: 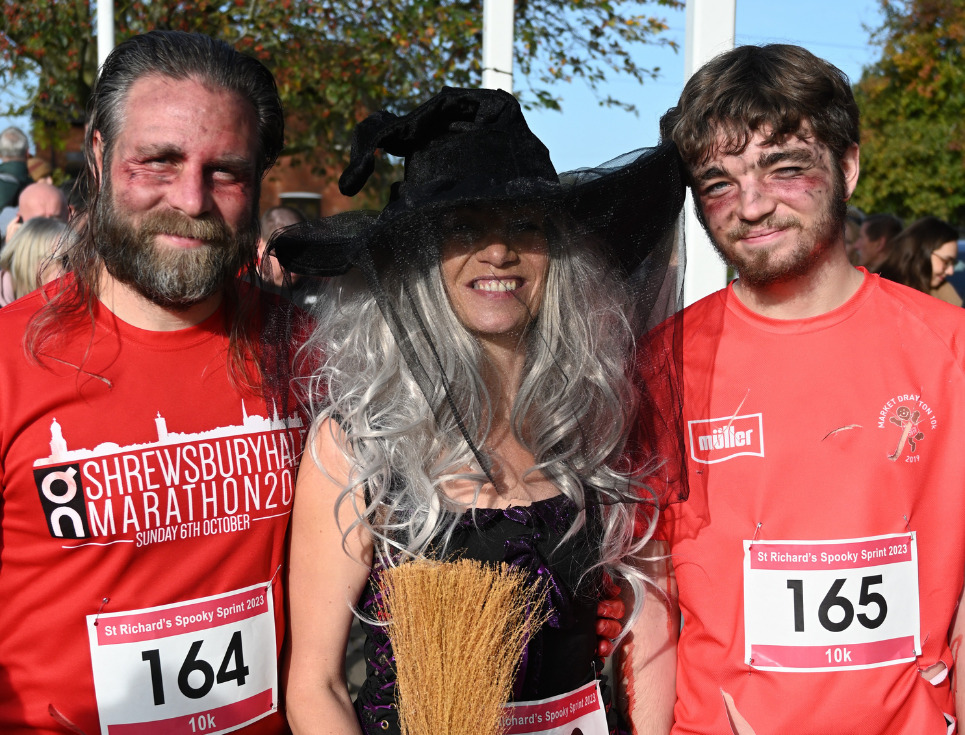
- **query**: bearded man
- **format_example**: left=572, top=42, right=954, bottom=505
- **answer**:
left=624, top=44, right=965, bottom=735
left=0, top=31, right=303, bottom=734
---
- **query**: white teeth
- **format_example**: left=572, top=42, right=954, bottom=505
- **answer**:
left=473, top=279, right=519, bottom=292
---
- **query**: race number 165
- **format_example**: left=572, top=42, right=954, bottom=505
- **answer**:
left=743, top=534, right=920, bottom=672
left=785, top=575, right=887, bottom=633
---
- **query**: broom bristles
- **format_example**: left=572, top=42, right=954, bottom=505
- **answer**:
left=377, top=559, right=549, bottom=735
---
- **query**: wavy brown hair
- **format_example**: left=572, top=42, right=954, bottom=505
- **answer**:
left=660, top=44, right=859, bottom=172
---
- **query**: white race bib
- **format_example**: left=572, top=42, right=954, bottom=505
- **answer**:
left=86, top=583, right=278, bottom=734
left=743, top=533, right=921, bottom=672
left=500, top=680, right=608, bottom=735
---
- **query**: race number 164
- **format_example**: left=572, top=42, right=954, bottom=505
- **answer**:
left=141, top=631, right=250, bottom=705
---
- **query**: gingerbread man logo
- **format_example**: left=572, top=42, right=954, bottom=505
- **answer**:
left=888, top=405, right=924, bottom=461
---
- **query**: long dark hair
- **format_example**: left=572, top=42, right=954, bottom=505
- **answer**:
left=878, top=216, right=959, bottom=294
left=25, top=31, right=284, bottom=389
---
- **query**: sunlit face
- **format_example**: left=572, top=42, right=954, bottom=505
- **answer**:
left=92, top=74, right=261, bottom=308
left=931, top=240, right=958, bottom=289
left=692, top=128, right=859, bottom=288
left=439, top=206, right=550, bottom=352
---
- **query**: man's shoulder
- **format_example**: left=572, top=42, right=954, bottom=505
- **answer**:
left=864, top=276, right=965, bottom=370
left=874, top=275, right=965, bottom=331
left=675, top=286, right=730, bottom=342
left=682, top=287, right=728, bottom=316
left=638, top=287, right=725, bottom=356
left=679, top=276, right=965, bottom=332
left=0, top=287, right=49, bottom=339
left=0, top=291, right=57, bottom=384
left=647, top=287, right=726, bottom=335
left=0, top=278, right=94, bottom=367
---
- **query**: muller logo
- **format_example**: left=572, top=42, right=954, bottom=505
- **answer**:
left=688, top=413, right=765, bottom=464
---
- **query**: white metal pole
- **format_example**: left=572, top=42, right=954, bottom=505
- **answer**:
left=482, top=0, right=514, bottom=92
left=97, top=1, right=115, bottom=70
left=682, top=0, right=736, bottom=306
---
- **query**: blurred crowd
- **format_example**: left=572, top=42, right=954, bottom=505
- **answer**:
left=0, top=127, right=73, bottom=306
left=845, top=205, right=963, bottom=306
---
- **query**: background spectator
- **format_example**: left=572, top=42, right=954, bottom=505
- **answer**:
left=853, top=212, right=904, bottom=272
left=844, top=206, right=864, bottom=264
left=4, top=181, right=70, bottom=242
left=26, top=157, right=52, bottom=184
left=256, top=205, right=323, bottom=310
left=0, top=216, right=67, bottom=305
left=877, top=215, right=959, bottom=298
left=0, top=127, right=31, bottom=210
left=258, top=205, right=304, bottom=287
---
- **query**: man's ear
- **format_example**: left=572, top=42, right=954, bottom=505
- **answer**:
left=92, top=130, right=105, bottom=188
left=840, top=143, right=860, bottom=201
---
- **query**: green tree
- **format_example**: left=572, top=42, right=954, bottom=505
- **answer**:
left=853, top=0, right=965, bottom=228
left=0, top=0, right=680, bottom=171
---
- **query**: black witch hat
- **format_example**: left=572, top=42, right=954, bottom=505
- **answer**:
left=270, top=86, right=684, bottom=280
left=270, top=87, right=689, bottom=503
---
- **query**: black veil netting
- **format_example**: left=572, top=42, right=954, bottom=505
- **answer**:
left=267, top=86, right=689, bottom=510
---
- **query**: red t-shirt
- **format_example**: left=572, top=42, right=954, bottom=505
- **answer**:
left=654, top=272, right=965, bottom=734
left=0, top=284, right=305, bottom=734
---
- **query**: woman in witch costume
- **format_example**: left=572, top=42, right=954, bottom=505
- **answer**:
left=275, top=88, right=685, bottom=735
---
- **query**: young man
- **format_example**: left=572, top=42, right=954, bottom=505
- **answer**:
left=628, top=44, right=965, bottom=734
left=0, top=32, right=303, bottom=734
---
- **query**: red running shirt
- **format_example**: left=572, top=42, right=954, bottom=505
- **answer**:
left=0, top=285, right=305, bottom=734
left=653, top=272, right=965, bottom=734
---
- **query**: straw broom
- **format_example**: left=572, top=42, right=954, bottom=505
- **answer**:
left=377, top=558, right=548, bottom=735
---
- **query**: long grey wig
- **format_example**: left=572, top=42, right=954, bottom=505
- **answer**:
left=296, top=213, right=659, bottom=634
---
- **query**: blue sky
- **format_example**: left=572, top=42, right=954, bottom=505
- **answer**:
left=527, top=0, right=887, bottom=171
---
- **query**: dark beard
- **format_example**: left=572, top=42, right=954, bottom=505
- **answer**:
left=709, top=170, right=847, bottom=288
left=92, top=182, right=257, bottom=309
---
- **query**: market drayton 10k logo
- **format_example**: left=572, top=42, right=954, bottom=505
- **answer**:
left=688, top=413, right=765, bottom=464
left=878, top=392, right=937, bottom=463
